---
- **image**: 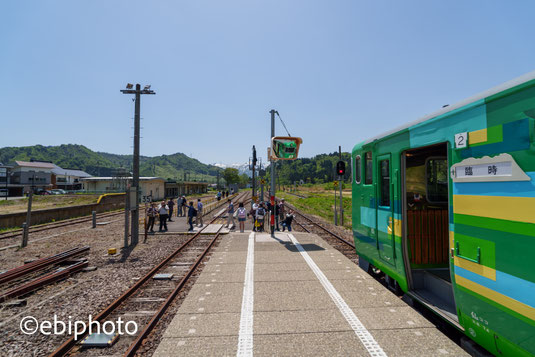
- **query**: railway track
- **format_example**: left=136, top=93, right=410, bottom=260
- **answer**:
left=0, top=194, right=227, bottom=248
left=49, top=191, right=250, bottom=357
left=0, top=210, right=124, bottom=240
left=291, top=209, right=355, bottom=248
left=0, top=247, right=90, bottom=302
left=0, top=246, right=90, bottom=285
left=0, top=194, right=222, bottom=241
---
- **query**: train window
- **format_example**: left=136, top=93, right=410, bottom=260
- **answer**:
left=426, top=157, right=448, bottom=203
left=379, top=159, right=390, bottom=206
left=355, top=155, right=361, bottom=184
left=365, top=152, right=373, bottom=184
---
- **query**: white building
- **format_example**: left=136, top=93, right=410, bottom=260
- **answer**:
left=51, top=166, right=91, bottom=190
left=10, top=161, right=55, bottom=195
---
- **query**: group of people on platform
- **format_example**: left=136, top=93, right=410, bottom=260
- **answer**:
left=145, top=192, right=293, bottom=235
left=248, top=198, right=294, bottom=233
left=221, top=197, right=294, bottom=233
left=145, top=195, right=205, bottom=233
left=216, top=189, right=233, bottom=201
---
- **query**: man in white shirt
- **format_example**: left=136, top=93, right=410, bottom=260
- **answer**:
left=157, top=201, right=169, bottom=232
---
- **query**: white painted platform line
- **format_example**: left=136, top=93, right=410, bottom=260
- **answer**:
left=237, top=232, right=255, bottom=357
left=288, top=234, right=387, bottom=357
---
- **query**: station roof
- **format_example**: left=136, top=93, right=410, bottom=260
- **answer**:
left=51, top=166, right=91, bottom=178
left=14, top=161, right=56, bottom=169
left=81, top=177, right=165, bottom=181
left=166, top=181, right=209, bottom=186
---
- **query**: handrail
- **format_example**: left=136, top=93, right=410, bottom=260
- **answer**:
left=455, top=241, right=480, bottom=264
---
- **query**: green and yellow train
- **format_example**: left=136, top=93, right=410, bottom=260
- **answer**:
left=352, top=72, right=535, bottom=356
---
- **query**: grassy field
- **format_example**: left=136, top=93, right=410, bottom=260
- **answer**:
left=0, top=195, right=100, bottom=215
left=281, top=183, right=352, bottom=196
left=278, top=189, right=352, bottom=230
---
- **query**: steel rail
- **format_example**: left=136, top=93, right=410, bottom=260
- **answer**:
left=0, top=211, right=123, bottom=240
left=0, top=260, right=88, bottom=302
left=0, top=246, right=90, bottom=285
left=0, top=193, right=220, bottom=240
left=292, top=210, right=355, bottom=248
left=124, top=224, right=225, bottom=356
left=48, top=191, right=248, bottom=357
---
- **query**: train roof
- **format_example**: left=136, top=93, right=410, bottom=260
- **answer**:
left=356, top=69, right=535, bottom=149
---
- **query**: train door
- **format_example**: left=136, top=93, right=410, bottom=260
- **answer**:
left=376, top=154, right=395, bottom=265
left=402, top=143, right=458, bottom=324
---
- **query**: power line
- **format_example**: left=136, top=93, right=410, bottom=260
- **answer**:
left=275, top=111, right=291, bottom=137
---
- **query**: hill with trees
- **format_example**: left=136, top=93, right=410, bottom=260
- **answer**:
left=0, top=144, right=221, bottom=182
left=263, top=151, right=352, bottom=185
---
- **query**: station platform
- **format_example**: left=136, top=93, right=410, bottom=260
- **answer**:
left=157, top=215, right=233, bottom=235
left=153, top=231, right=467, bottom=356
left=149, top=195, right=249, bottom=234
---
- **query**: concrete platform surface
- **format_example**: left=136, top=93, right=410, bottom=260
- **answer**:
left=153, top=231, right=468, bottom=357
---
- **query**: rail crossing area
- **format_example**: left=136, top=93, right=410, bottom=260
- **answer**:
left=0, top=191, right=468, bottom=356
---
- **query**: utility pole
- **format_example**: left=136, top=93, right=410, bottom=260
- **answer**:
left=124, top=186, right=130, bottom=248
left=269, top=109, right=276, bottom=237
left=339, top=146, right=344, bottom=226
left=260, top=159, right=264, bottom=202
left=334, top=169, right=338, bottom=226
left=22, top=175, right=34, bottom=247
left=121, top=83, right=155, bottom=247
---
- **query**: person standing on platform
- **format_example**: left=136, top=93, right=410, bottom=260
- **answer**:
left=250, top=200, right=258, bottom=232
left=282, top=210, right=295, bottom=232
left=256, top=203, right=266, bottom=232
left=187, top=201, right=196, bottom=232
left=147, top=202, right=157, bottom=234
left=167, top=198, right=175, bottom=222
left=237, top=202, right=247, bottom=233
left=176, top=196, right=183, bottom=217
left=226, top=199, right=235, bottom=229
left=217, top=191, right=221, bottom=201
left=279, top=199, right=286, bottom=226
left=182, top=195, right=188, bottom=217
left=266, top=201, right=273, bottom=229
left=196, top=198, right=204, bottom=227
left=158, top=200, right=169, bottom=232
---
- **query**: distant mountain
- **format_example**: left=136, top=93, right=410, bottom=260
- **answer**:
left=214, top=162, right=252, bottom=176
left=0, top=144, right=221, bottom=182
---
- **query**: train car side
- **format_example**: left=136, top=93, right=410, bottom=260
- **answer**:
left=352, top=73, right=535, bottom=356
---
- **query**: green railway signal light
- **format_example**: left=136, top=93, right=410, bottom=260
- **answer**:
left=271, top=136, right=303, bottom=161
left=336, top=160, right=346, bottom=176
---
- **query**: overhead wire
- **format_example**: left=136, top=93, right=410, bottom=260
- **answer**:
left=275, top=111, right=292, bottom=137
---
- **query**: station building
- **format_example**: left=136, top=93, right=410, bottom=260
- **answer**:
left=51, top=166, right=91, bottom=191
left=81, top=177, right=166, bottom=200
left=3, top=161, right=55, bottom=196
left=164, top=180, right=209, bottom=197
left=0, top=161, right=94, bottom=197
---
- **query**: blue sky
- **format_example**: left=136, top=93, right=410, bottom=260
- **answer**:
left=2, top=1, right=535, bottom=166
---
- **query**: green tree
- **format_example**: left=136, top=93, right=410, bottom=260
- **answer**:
left=222, top=168, right=240, bottom=185
left=238, top=173, right=250, bottom=188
